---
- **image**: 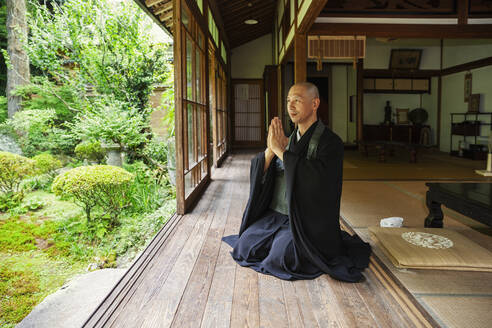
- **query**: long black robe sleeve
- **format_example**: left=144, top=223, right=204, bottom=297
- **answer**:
left=238, top=152, right=276, bottom=236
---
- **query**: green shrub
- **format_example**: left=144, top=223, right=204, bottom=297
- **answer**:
left=123, top=161, right=166, bottom=215
left=0, top=152, right=36, bottom=210
left=20, top=174, right=53, bottom=192
left=0, top=96, right=7, bottom=123
left=144, top=136, right=168, bottom=165
left=5, top=109, right=77, bottom=157
left=69, top=99, right=150, bottom=149
left=12, top=77, right=81, bottom=123
left=32, top=153, right=62, bottom=176
left=74, top=141, right=105, bottom=163
left=52, top=165, right=134, bottom=227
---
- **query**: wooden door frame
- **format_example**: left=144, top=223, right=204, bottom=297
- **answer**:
left=231, top=79, right=266, bottom=149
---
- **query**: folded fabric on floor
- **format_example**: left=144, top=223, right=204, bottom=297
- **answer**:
left=368, top=227, right=492, bottom=272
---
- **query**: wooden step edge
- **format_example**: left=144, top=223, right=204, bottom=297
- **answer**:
left=82, top=212, right=182, bottom=327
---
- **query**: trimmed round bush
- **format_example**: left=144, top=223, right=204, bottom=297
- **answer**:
left=0, top=151, right=36, bottom=195
left=74, top=141, right=106, bottom=163
left=32, top=153, right=62, bottom=175
left=52, top=165, right=134, bottom=225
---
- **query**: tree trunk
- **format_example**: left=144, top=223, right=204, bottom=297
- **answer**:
left=6, top=0, right=29, bottom=118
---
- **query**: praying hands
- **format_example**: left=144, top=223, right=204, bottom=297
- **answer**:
left=267, top=117, right=289, bottom=161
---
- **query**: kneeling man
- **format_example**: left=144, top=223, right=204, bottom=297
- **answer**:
left=223, top=82, right=371, bottom=282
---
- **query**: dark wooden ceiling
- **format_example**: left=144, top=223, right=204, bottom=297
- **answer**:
left=217, top=0, right=277, bottom=49
left=135, top=0, right=174, bottom=35
left=321, top=0, right=457, bottom=15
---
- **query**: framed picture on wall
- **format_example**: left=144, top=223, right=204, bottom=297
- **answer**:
left=389, top=49, right=422, bottom=70
left=396, top=108, right=410, bottom=124
left=464, top=72, right=472, bottom=102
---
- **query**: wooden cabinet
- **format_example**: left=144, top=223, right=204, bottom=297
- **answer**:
left=363, top=124, right=430, bottom=144
left=363, top=77, right=430, bottom=94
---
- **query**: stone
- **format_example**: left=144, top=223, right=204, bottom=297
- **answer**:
left=0, top=133, right=22, bottom=155
left=16, top=268, right=126, bottom=328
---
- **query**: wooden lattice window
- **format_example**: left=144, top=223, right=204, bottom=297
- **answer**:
left=181, top=2, right=207, bottom=198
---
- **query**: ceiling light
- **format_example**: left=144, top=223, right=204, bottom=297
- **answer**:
left=244, top=19, right=258, bottom=25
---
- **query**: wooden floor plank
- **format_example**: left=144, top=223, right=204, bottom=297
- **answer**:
left=229, top=155, right=261, bottom=328
left=137, top=160, right=236, bottom=328
left=354, top=265, right=415, bottom=328
left=107, top=189, right=220, bottom=327
left=258, top=274, right=289, bottom=328
left=305, top=277, right=342, bottom=328
left=230, top=266, right=260, bottom=328
left=171, top=157, right=238, bottom=328
left=83, top=151, right=441, bottom=328
left=200, top=155, right=246, bottom=328
left=281, top=280, right=317, bottom=328
left=288, top=280, right=319, bottom=328
left=321, top=276, right=379, bottom=328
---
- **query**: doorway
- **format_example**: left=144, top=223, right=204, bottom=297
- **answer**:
left=307, top=77, right=330, bottom=127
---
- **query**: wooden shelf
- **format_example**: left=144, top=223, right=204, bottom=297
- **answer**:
left=363, top=77, right=431, bottom=94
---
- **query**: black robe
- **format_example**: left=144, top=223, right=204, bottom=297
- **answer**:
left=223, top=121, right=371, bottom=282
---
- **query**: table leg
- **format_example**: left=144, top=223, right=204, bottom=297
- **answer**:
left=410, top=147, right=417, bottom=163
left=425, top=191, right=444, bottom=228
left=377, top=145, right=386, bottom=162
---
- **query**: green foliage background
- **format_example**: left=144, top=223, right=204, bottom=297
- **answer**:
left=0, top=2, right=6, bottom=97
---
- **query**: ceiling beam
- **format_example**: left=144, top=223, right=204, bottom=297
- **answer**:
left=441, top=56, right=492, bottom=76
left=160, top=10, right=173, bottom=22
left=145, top=0, right=166, bottom=8
left=297, top=0, right=329, bottom=34
left=309, top=23, right=492, bottom=38
left=154, top=1, right=172, bottom=15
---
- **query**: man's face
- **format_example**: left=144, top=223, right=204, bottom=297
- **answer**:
left=286, top=85, right=319, bottom=125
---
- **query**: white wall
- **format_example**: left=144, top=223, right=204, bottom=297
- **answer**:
left=364, top=38, right=441, bottom=70
left=332, top=66, right=348, bottom=142
left=231, top=34, right=272, bottom=79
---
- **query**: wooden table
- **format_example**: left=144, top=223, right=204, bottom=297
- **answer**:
left=360, top=140, right=425, bottom=163
left=425, top=183, right=492, bottom=228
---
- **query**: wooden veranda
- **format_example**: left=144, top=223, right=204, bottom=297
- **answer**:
left=82, top=1, right=492, bottom=327
left=84, top=152, right=439, bottom=328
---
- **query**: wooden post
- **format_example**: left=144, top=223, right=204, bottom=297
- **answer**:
left=277, top=64, right=283, bottom=118
left=458, top=0, right=469, bottom=25
left=356, top=58, right=364, bottom=144
left=173, top=0, right=185, bottom=215
left=437, top=39, right=443, bottom=149
left=294, top=33, right=307, bottom=83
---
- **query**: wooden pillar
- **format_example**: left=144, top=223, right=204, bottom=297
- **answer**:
left=277, top=65, right=283, bottom=118
left=294, top=33, right=307, bottom=83
left=437, top=39, right=443, bottom=148
left=173, top=0, right=185, bottom=215
left=356, top=58, right=364, bottom=143
left=458, top=0, right=469, bottom=25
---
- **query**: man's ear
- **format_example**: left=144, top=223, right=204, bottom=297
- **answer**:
left=313, top=97, right=320, bottom=110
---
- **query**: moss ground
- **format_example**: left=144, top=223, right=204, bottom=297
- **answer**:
left=0, top=186, right=175, bottom=327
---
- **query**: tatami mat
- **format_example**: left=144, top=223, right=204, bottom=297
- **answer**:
left=340, top=181, right=470, bottom=229
left=355, top=228, right=492, bottom=296
left=342, top=178, right=492, bottom=327
left=368, top=227, right=492, bottom=271
left=419, top=296, right=492, bottom=328
left=343, top=149, right=492, bottom=181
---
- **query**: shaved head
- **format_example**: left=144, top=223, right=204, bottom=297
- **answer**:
left=293, top=82, right=319, bottom=100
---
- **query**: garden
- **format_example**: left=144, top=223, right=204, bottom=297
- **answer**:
left=0, top=1, right=175, bottom=326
